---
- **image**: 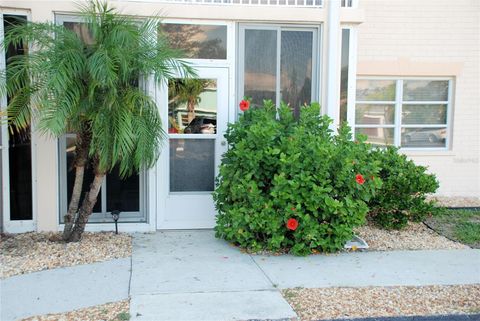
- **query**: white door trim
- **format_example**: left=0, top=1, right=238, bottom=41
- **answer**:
left=156, top=67, right=230, bottom=229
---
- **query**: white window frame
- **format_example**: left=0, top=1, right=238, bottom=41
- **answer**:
left=237, top=24, right=321, bottom=113
left=0, top=10, right=37, bottom=233
left=354, top=76, right=454, bottom=151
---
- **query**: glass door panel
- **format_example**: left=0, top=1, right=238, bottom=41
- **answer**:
left=158, top=68, right=229, bottom=229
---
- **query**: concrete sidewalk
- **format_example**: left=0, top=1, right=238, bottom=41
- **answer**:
left=1, top=230, right=478, bottom=321
left=129, top=230, right=480, bottom=321
left=320, top=315, right=480, bottom=321
left=0, top=258, right=131, bottom=321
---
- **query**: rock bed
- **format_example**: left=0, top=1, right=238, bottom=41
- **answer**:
left=355, top=222, right=468, bottom=251
left=0, top=232, right=131, bottom=279
left=429, top=196, right=480, bottom=207
left=283, top=285, right=480, bottom=321
left=21, top=300, right=130, bottom=321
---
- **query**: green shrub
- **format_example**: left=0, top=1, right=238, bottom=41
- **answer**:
left=367, top=147, right=439, bottom=229
left=213, top=102, right=381, bottom=255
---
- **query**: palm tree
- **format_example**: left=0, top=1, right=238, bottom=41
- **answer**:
left=1, top=1, right=194, bottom=242
left=169, top=79, right=211, bottom=124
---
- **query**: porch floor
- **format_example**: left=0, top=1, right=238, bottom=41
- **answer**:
left=129, top=230, right=480, bottom=321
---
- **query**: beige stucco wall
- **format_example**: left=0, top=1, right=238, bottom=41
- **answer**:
left=2, top=1, right=347, bottom=232
left=357, top=0, right=480, bottom=197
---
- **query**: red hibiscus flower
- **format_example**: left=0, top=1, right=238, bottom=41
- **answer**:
left=239, top=99, right=250, bottom=111
left=286, top=218, right=299, bottom=231
left=291, top=207, right=295, bottom=211
left=356, top=174, right=365, bottom=185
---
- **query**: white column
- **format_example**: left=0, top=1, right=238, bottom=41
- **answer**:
left=325, top=0, right=341, bottom=128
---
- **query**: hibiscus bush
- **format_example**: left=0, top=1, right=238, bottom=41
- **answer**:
left=366, top=147, right=440, bottom=229
left=213, top=101, right=382, bottom=255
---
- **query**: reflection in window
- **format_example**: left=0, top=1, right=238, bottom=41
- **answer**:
left=339, top=29, right=350, bottom=123
left=161, top=24, right=227, bottom=59
left=64, top=135, right=141, bottom=218
left=356, top=128, right=394, bottom=147
left=63, top=21, right=94, bottom=45
left=169, top=139, right=215, bottom=192
left=281, top=31, right=313, bottom=110
left=402, top=128, right=447, bottom=148
left=168, top=79, right=217, bottom=134
left=356, top=80, right=396, bottom=101
left=356, top=104, right=395, bottom=125
left=241, top=26, right=316, bottom=109
left=403, top=80, right=448, bottom=101
left=244, top=29, right=277, bottom=105
left=4, top=15, right=33, bottom=221
left=354, top=78, right=451, bottom=149
left=402, top=104, right=447, bottom=125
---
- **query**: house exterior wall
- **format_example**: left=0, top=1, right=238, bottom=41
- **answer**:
left=1, top=0, right=478, bottom=233
left=2, top=0, right=359, bottom=232
left=356, top=0, right=480, bottom=197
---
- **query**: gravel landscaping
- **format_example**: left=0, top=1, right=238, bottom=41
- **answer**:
left=355, top=222, right=468, bottom=251
left=21, top=300, right=130, bottom=321
left=428, top=196, right=480, bottom=207
left=283, top=285, right=480, bottom=321
left=0, top=232, right=132, bottom=278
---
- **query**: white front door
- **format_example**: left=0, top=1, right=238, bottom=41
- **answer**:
left=156, top=67, right=229, bottom=229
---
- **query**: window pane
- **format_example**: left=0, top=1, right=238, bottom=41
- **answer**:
left=63, top=21, right=94, bottom=45
left=161, top=24, right=227, bottom=59
left=66, top=136, right=102, bottom=213
left=339, top=29, right=350, bottom=123
left=356, top=80, right=396, bottom=101
left=244, top=29, right=277, bottom=106
left=5, top=15, right=33, bottom=221
left=403, top=80, right=448, bottom=101
left=168, top=79, right=217, bottom=134
left=355, top=127, right=395, bottom=146
left=402, top=127, right=447, bottom=148
left=106, top=167, right=140, bottom=213
left=355, top=104, right=395, bottom=125
left=169, top=139, right=215, bottom=192
left=280, top=30, right=313, bottom=108
left=402, top=104, right=447, bottom=125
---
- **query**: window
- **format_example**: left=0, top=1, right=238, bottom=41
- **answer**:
left=2, top=14, right=33, bottom=221
left=59, top=135, right=146, bottom=223
left=355, top=78, right=452, bottom=149
left=339, top=29, right=350, bottom=123
left=341, top=0, right=357, bottom=7
left=56, top=16, right=146, bottom=223
left=160, top=23, right=227, bottom=60
left=239, top=25, right=318, bottom=109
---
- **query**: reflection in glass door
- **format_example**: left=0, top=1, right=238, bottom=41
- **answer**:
left=1, top=14, right=34, bottom=232
left=158, top=68, right=229, bottom=229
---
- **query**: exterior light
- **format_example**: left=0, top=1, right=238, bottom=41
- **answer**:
left=111, top=210, right=121, bottom=234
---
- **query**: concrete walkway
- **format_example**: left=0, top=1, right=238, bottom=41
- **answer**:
left=129, top=230, right=480, bottom=321
left=1, top=230, right=479, bottom=321
left=0, top=258, right=131, bottom=321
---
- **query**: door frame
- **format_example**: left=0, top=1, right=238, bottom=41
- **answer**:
left=0, top=9, right=37, bottom=233
left=155, top=66, right=232, bottom=229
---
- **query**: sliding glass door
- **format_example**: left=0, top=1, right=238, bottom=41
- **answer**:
left=1, top=13, right=34, bottom=232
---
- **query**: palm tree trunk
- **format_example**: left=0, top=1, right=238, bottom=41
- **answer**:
left=68, top=169, right=105, bottom=242
left=62, top=131, right=90, bottom=241
left=187, top=99, right=196, bottom=124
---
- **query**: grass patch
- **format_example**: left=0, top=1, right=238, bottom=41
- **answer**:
left=117, top=312, right=131, bottom=321
left=425, top=208, right=480, bottom=248
left=454, top=222, right=480, bottom=244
